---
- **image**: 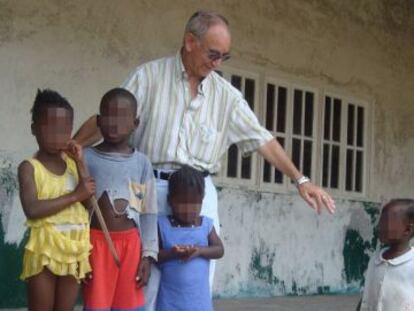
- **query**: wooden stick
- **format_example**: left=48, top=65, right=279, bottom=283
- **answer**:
left=79, top=157, right=121, bottom=267
left=89, top=196, right=121, bottom=267
left=65, top=144, right=120, bottom=267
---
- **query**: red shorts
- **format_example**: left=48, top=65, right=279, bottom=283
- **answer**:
left=83, top=228, right=145, bottom=311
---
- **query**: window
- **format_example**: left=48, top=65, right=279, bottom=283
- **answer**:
left=215, top=66, right=370, bottom=198
left=216, top=69, right=260, bottom=187
left=262, top=82, right=288, bottom=187
left=322, top=95, right=368, bottom=195
left=260, top=80, right=317, bottom=192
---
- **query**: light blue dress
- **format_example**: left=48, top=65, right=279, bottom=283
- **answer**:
left=156, top=215, right=214, bottom=311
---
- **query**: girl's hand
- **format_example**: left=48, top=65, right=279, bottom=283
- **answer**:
left=74, top=177, right=96, bottom=201
left=171, top=245, right=190, bottom=259
left=65, top=140, right=84, bottom=163
left=82, top=272, right=93, bottom=285
left=182, top=246, right=200, bottom=261
left=136, top=257, right=151, bottom=288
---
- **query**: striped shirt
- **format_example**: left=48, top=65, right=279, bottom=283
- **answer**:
left=122, top=51, right=273, bottom=173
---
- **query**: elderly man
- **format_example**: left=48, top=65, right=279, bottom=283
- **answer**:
left=75, top=10, right=335, bottom=311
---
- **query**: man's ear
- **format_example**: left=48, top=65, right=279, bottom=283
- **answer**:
left=183, top=32, right=197, bottom=52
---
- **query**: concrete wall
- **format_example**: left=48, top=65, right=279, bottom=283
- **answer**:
left=0, top=0, right=413, bottom=308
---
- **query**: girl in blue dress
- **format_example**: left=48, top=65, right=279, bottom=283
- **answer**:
left=156, top=165, right=224, bottom=311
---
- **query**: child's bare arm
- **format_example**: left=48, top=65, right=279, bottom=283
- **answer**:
left=65, top=141, right=88, bottom=179
left=157, top=227, right=189, bottom=263
left=18, top=161, right=95, bottom=220
left=183, top=227, right=224, bottom=261
left=197, top=227, right=224, bottom=259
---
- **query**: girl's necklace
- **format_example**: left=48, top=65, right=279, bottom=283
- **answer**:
left=169, top=216, right=196, bottom=228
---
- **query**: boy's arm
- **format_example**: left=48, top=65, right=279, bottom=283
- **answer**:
left=18, top=161, right=95, bottom=219
left=72, top=115, right=102, bottom=147
left=139, top=174, right=159, bottom=261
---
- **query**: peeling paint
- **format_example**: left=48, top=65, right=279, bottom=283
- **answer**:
left=0, top=157, right=26, bottom=308
left=250, top=240, right=277, bottom=285
left=342, top=229, right=371, bottom=285
left=342, top=204, right=379, bottom=286
left=0, top=222, right=27, bottom=308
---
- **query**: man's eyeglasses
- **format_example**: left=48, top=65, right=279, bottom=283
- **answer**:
left=196, top=38, right=231, bottom=62
left=205, top=49, right=231, bottom=62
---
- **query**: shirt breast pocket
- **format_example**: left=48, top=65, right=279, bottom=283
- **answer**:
left=189, top=124, right=224, bottom=165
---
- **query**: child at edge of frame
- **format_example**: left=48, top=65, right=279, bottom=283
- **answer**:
left=156, top=165, right=224, bottom=311
left=18, top=89, right=96, bottom=311
left=356, top=198, right=414, bottom=311
left=81, top=87, right=158, bottom=311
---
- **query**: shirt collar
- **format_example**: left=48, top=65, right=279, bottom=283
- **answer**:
left=174, top=50, right=186, bottom=81
left=375, top=246, right=414, bottom=266
left=174, top=50, right=209, bottom=96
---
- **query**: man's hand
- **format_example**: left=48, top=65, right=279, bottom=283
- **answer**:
left=136, top=257, right=152, bottom=288
left=298, top=182, right=335, bottom=214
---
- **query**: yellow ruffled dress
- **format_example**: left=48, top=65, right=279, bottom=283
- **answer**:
left=20, top=156, right=91, bottom=282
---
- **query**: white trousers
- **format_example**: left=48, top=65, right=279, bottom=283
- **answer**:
left=144, top=174, right=219, bottom=311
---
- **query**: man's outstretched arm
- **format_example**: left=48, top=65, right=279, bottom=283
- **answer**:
left=258, top=139, right=336, bottom=214
left=73, top=115, right=102, bottom=147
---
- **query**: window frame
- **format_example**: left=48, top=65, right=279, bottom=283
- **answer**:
left=320, top=91, right=371, bottom=199
left=213, top=67, right=261, bottom=190
left=213, top=64, right=372, bottom=200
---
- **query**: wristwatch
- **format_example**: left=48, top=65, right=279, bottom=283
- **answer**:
left=295, top=176, right=311, bottom=187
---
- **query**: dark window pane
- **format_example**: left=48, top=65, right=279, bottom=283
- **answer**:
left=231, top=75, right=242, bottom=91
left=293, top=90, right=303, bottom=135
left=346, top=149, right=354, bottom=191
left=227, top=144, right=238, bottom=178
left=266, top=84, right=275, bottom=130
left=274, top=137, right=284, bottom=183
left=241, top=156, right=252, bottom=179
left=304, top=92, right=314, bottom=137
left=331, top=145, right=340, bottom=189
left=322, top=144, right=330, bottom=187
left=347, top=104, right=355, bottom=146
left=245, top=78, right=255, bottom=110
left=263, top=160, right=271, bottom=182
left=333, top=98, right=341, bottom=142
left=355, top=151, right=363, bottom=192
left=292, top=138, right=301, bottom=171
left=324, top=97, right=331, bottom=140
left=303, top=140, right=312, bottom=177
left=357, top=106, right=364, bottom=147
left=277, top=87, right=287, bottom=133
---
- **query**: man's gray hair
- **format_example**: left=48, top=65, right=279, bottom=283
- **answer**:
left=185, top=10, right=229, bottom=39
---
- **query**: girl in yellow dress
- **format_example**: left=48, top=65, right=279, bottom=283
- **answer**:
left=18, top=89, right=95, bottom=311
